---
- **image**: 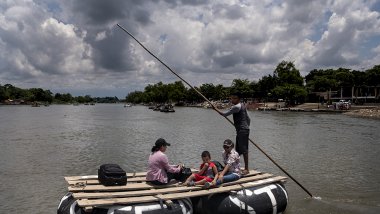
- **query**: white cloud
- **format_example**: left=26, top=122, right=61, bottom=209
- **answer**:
left=0, top=1, right=94, bottom=89
left=95, top=31, right=106, bottom=41
left=0, top=0, right=379, bottom=97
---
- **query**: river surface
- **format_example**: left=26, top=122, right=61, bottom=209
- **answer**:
left=0, top=104, right=379, bottom=213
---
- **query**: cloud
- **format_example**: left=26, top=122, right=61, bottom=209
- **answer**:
left=0, top=0, right=93, bottom=86
left=303, top=2, right=380, bottom=70
left=0, top=0, right=380, bottom=97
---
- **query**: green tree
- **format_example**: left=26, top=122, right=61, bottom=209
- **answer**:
left=230, top=79, right=252, bottom=98
left=126, top=91, right=144, bottom=103
left=271, top=61, right=307, bottom=104
left=186, top=87, right=202, bottom=103
left=60, top=93, right=73, bottom=103
left=214, top=84, right=228, bottom=100
left=0, top=85, right=6, bottom=100
left=352, top=70, right=367, bottom=86
left=274, top=61, right=304, bottom=86
left=335, top=68, right=354, bottom=87
left=272, top=84, right=307, bottom=105
left=366, top=65, right=380, bottom=86
left=168, top=81, right=186, bottom=103
left=250, top=81, right=260, bottom=98
left=307, top=76, right=337, bottom=92
left=28, top=88, right=53, bottom=102
left=257, top=75, right=278, bottom=98
left=200, top=83, right=216, bottom=100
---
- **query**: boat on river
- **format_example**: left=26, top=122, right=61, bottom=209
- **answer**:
left=58, top=169, right=288, bottom=214
left=31, top=102, right=40, bottom=107
left=152, top=104, right=161, bottom=111
left=160, top=104, right=175, bottom=112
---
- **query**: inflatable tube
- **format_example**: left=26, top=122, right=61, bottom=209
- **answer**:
left=58, top=192, right=193, bottom=214
left=193, top=183, right=288, bottom=214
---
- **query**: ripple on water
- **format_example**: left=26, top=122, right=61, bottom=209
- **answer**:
left=0, top=105, right=379, bottom=213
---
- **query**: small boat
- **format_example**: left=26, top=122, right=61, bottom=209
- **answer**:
left=153, top=105, right=161, bottom=111
left=160, top=104, right=175, bottom=112
left=124, top=103, right=132, bottom=107
left=31, top=102, right=40, bottom=107
left=58, top=169, right=287, bottom=214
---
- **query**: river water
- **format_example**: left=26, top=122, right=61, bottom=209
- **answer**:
left=0, top=104, right=379, bottom=213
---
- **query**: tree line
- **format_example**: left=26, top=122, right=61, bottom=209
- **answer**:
left=126, top=61, right=380, bottom=105
left=0, top=84, right=120, bottom=104
left=1, top=61, right=378, bottom=105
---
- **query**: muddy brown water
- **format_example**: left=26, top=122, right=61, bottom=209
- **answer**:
left=0, top=104, right=379, bottom=213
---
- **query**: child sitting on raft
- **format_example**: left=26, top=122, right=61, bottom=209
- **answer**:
left=182, top=151, right=218, bottom=186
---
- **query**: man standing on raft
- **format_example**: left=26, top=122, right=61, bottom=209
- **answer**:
left=215, top=92, right=251, bottom=175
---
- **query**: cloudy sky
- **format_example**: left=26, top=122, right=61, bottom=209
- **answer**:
left=0, top=0, right=379, bottom=98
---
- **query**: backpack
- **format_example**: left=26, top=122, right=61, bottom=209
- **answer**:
left=98, top=164, right=127, bottom=186
left=172, top=167, right=193, bottom=182
left=212, top=161, right=225, bottom=172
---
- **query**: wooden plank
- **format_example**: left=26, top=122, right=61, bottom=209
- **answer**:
left=65, top=169, right=199, bottom=182
left=65, top=172, right=146, bottom=182
left=67, top=176, right=146, bottom=185
left=160, top=176, right=287, bottom=200
left=67, top=170, right=261, bottom=186
left=72, top=172, right=269, bottom=199
left=74, top=186, right=202, bottom=199
left=68, top=170, right=263, bottom=192
left=77, top=176, right=286, bottom=207
left=69, top=182, right=154, bottom=192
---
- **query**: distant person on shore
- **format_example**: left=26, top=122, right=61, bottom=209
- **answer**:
left=215, top=92, right=251, bottom=175
left=204, top=139, right=241, bottom=188
left=146, top=138, right=184, bottom=185
left=182, top=151, right=218, bottom=186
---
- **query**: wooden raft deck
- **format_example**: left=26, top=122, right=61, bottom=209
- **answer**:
left=64, top=170, right=287, bottom=211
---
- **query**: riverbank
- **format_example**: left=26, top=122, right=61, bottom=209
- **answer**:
left=254, top=102, right=380, bottom=118
left=256, top=102, right=340, bottom=112
left=343, top=107, right=380, bottom=119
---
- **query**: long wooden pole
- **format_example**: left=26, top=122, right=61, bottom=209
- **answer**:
left=117, top=24, right=314, bottom=198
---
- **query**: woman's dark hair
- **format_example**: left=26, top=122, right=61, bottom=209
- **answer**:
left=151, top=138, right=170, bottom=153
left=201, top=151, right=211, bottom=158
left=151, top=145, right=160, bottom=153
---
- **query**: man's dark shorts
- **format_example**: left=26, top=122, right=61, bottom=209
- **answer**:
left=236, top=129, right=249, bottom=155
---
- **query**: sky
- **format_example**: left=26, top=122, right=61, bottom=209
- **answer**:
left=0, top=0, right=379, bottom=98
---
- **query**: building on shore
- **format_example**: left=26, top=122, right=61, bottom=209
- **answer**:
left=314, top=86, right=379, bottom=104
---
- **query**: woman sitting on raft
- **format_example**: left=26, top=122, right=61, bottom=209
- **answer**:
left=146, top=138, right=184, bottom=185
left=204, top=139, right=241, bottom=188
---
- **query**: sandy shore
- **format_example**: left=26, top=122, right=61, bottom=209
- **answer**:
left=254, top=102, right=380, bottom=119
left=343, top=107, right=380, bottom=119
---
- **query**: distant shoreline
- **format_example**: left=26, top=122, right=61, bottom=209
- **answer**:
left=2, top=102, right=380, bottom=119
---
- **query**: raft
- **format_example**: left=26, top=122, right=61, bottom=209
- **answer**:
left=58, top=170, right=287, bottom=214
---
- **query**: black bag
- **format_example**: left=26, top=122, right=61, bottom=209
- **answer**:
left=180, top=167, right=193, bottom=182
left=98, top=164, right=127, bottom=186
left=171, top=167, right=192, bottom=182
left=212, top=161, right=225, bottom=172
